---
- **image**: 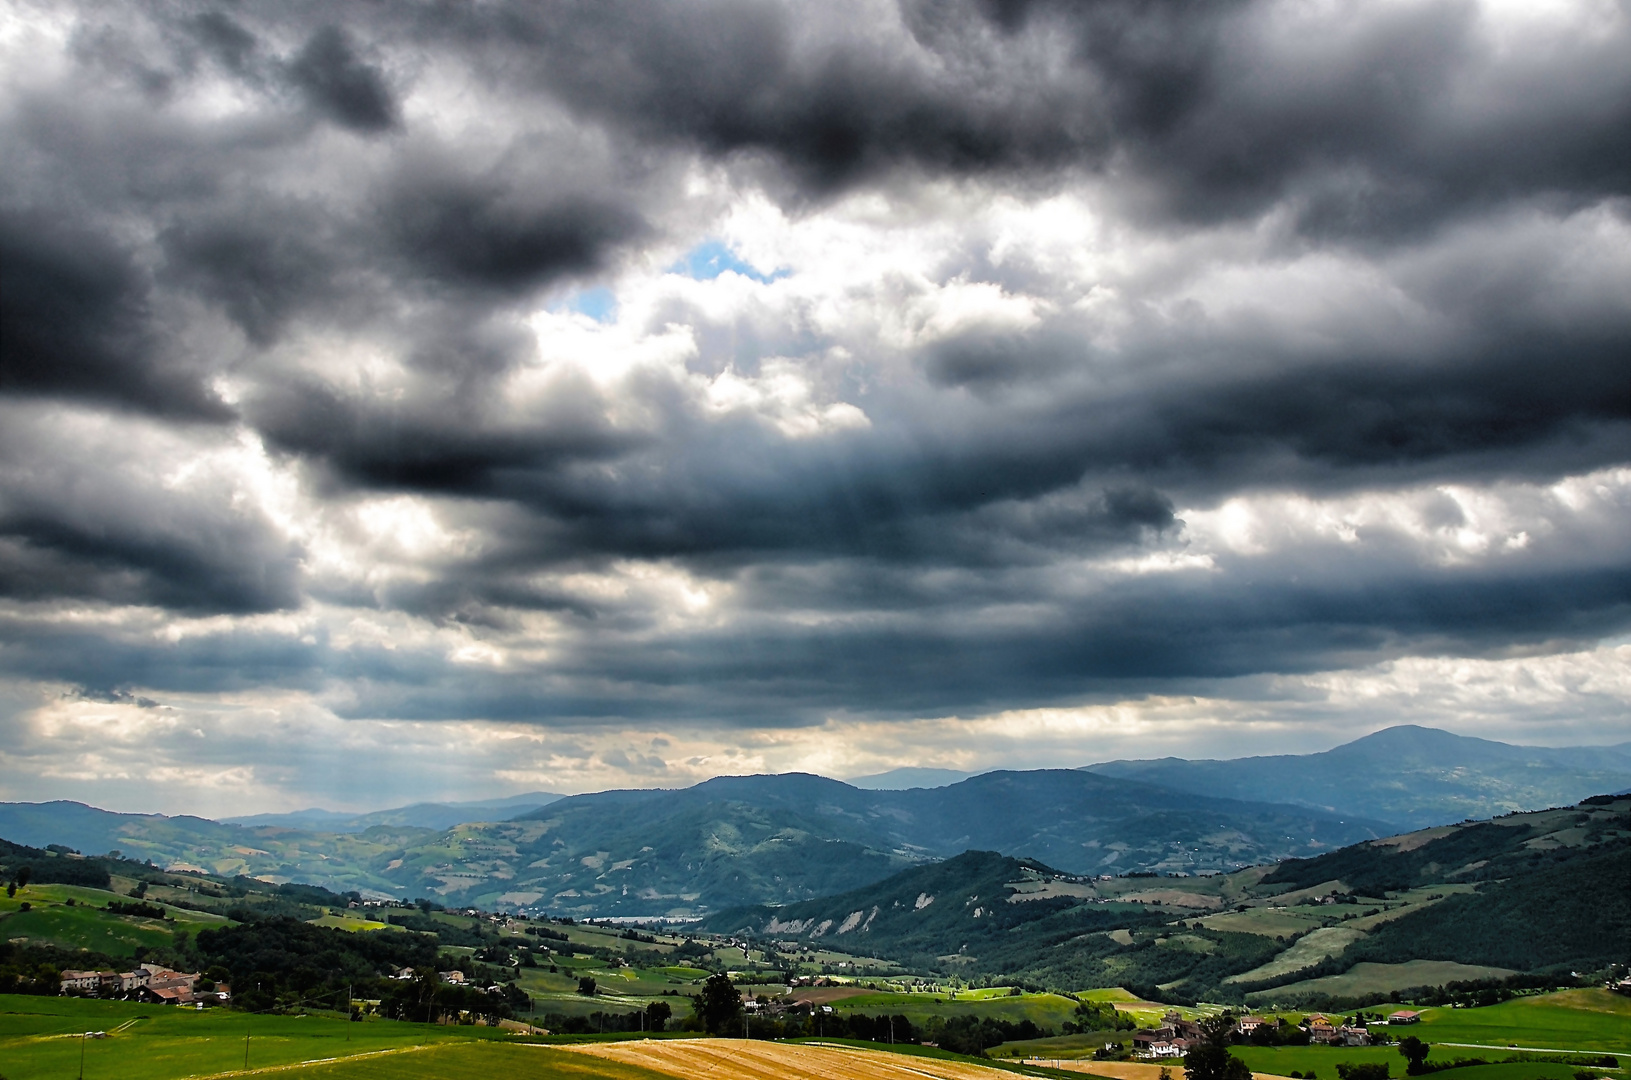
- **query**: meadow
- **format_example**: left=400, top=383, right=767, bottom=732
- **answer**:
left=1414, top=989, right=1631, bottom=1053
left=0, top=994, right=514, bottom=1080
left=820, top=987, right=1083, bottom=1030
left=1245, top=961, right=1519, bottom=1004
left=0, top=882, right=229, bottom=959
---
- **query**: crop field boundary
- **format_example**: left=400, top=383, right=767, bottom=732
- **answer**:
left=186, top=1042, right=436, bottom=1078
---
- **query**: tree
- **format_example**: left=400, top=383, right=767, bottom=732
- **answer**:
left=1186, top=1014, right=1251, bottom=1080
left=696, top=973, right=743, bottom=1036
left=577, top=976, right=597, bottom=996
left=1338, top=1065, right=1390, bottom=1080
left=15, top=867, right=29, bottom=889
left=645, top=1000, right=672, bottom=1032
left=1399, top=1037, right=1431, bottom=1075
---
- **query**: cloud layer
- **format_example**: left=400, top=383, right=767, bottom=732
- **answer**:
left=1, top=0, right=1628, bottom=810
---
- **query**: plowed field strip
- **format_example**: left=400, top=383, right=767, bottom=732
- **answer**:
left=558, top=1037, right=1016, bottom=1080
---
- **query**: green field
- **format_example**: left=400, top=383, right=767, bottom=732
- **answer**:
left=1415, top=990, right=1631, bottom=1054
left=1247, top=961, right=1518, bottom=1004
left=0, top=994, right=520, bottom=1080
left=1231, top=1046, right=1613, bottom=1080
left=822, top=988, right=1081, bottom=1029
left=1433, top=1065, right=1586, bottom=1080
left=0, top=882, right=230, bottom=958
left=1232, top=1043, right=1471, bottom=1078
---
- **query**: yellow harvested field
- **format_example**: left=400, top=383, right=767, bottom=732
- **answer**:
left=560, top=1038, right=1016, bottom=1080
left=1023, top=1060, right=1292, bottom=1080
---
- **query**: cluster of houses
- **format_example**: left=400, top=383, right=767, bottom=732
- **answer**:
left=1133, top=1010, right=1402, bottom=1058
left=1132, top=1010, right=1210, bottom=1057
left=59, top=963, right=229, bottom=1006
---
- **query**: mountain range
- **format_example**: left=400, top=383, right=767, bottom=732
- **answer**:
left=2, top=725, right=1627, bottom=917
left=0, top=770, right=1384, bottom=914
left=222, top=791, right=564, bottom=833
left=1082, top=724, right=1631, bottom=829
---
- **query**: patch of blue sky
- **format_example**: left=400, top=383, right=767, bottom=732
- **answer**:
left=563, top=286, right=617, bottom=322
left=672, top=240, right=787, bottom=284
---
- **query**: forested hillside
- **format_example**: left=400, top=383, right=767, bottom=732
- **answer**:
left=708, top=795, right=1631, bottom=1006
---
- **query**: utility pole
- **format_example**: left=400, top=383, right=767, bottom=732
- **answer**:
left=346, top=984, right=352, bottom=1041
left=79, top=1031, right=86, bottom=1080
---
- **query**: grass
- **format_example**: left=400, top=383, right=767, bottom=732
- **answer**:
left=822, top=988, right=1081, bottom=1029
left=1415, top=990, right=1631, bottom=1054
left=1231, top=1047, right=1614, bottom=1080
left=1233, top=1044, right=1432, bottom=1077
left=0, top=994, right=522, bottom=1080
left=0, top=883, right=229, bottom=959
left=1247, top=962, right=1517, bottom=1003
left=1226, top=928, right=1366, bottom=984
left=1430, top=1064, right=1592, bottom=1080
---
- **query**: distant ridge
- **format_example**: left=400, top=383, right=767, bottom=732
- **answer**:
left=224, top=790, right=564, bottom=833
left=1082, top=724, right=1631, bottom=828
left=843, top=767, right=978, bottom=790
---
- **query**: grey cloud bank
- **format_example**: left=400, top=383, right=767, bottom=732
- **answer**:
left=0, top=0, right=1628, bottom=811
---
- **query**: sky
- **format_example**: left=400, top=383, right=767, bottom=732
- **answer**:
left=1, top=0, right=1628, bottom=817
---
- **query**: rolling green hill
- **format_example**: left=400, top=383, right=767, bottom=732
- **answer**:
left=705, top=796, right=1631, bottom=1004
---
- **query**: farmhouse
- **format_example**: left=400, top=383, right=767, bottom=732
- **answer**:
left=1336, top=1024, right=1372, bottom=1046
left=1237, top=1015, right=1270, bottom=1035
left=1305, top=1014, right=1338, bottom=1044
left=59, top=970, right=111, bottom=995
left=1134, top=1015, right=1200, bottom=1059
left=1389, top=1010, right=1422, bottom=1024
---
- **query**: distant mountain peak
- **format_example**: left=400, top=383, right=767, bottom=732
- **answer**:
left=1081, top=724, right=1631, bottom=829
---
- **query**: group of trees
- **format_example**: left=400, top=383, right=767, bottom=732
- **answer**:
left=683, top=973, right=1048, bottom=1052
left=374, top=968, right=530, bottom=1026
left=1063, top=997, right=1140, bottom=1034
left=1183, top=1015, right=1253, bottom=1080
left=543, top=1001, right=672, bottom=1035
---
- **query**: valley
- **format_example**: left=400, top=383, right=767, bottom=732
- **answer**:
left=8, top=725, right=1625, bottom=918
left=1, top=729, right=1626, bottom=1080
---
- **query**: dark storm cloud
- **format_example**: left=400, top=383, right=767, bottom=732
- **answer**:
left=0, top=211, right=227, bottom=418
left=286, top=25, right=399, bottom=133
left=386, top=180, right=649, bottom=293
left=0, top=416, right=303, bottom=614
left=1, top=0, right=1628, bottom=736
left=431, top=0, right=1631, bottom=227
left=9, top=544, right=1622, bottom=724
left=158, top=203, right=344, bottom=346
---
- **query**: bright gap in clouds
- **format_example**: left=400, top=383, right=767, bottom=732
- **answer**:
left=671, top=240, right=787, bottom=284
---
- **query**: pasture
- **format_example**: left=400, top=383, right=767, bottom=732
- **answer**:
left=819, top=987, right=1082, bottom=1030
left=0, top=882, right=229, bottom=958
left=1416, top=989, right=1631, bottom=1054
left=0, top=994, right=513, bottom=1080
left=1246, top=961, right=1518, bottom=1004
